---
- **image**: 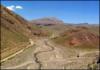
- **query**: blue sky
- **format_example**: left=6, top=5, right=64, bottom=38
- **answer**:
left=1, top=1, right=99, bottom=24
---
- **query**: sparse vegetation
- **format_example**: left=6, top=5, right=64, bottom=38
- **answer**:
left=52, top=27, right=99, bottom=49
left=1, top=4, right=99, bottom=69
left=31, top=25, right=53, bottom=37
left=1, top=5, right=32, bottom=60
left=87, top=63, right=99, bottom=70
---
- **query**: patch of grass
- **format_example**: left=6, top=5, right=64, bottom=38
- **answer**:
left=1, top=26, right=29, bottom=59
left=87, top=63, right=99, bottom=70
left=52, top=35, right=73, bottom=47
left=75, top=41, right=99, bottom=50
left=1, top=26, right=28, bottom=49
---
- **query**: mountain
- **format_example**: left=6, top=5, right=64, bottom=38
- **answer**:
left=31, top=17, right=64, bottom=26
left=1, top=5, right=35, bottom=60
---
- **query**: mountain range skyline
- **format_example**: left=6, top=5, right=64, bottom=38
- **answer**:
left=1, top=1, right=99, bottom=24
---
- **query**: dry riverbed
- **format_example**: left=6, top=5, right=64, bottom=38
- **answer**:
left=1, top=38, right=99, bottom=69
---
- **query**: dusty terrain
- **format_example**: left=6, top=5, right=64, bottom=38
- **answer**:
left=1, top=37, right=99, bottom=69
left=1, top=5, right=99, bottom=69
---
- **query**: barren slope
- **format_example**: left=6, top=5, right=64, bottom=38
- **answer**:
left=1, top=5, right=34, bottom=60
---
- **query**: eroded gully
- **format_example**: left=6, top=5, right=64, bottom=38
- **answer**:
left=33, top=39, right=55, bottom=70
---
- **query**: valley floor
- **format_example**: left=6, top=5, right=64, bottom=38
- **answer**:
left=1, top=38, right=99, bottom=69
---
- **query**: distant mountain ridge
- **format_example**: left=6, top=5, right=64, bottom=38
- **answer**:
left=31, top=17, right=64, bottom=26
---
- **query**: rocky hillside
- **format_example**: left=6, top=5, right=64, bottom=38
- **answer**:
left=53, top=26, right=99, bottom=49
left=1, top=5, right=36, bottom=60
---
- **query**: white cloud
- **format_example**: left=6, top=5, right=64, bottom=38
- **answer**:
left=16, top=6, right=23, bottom=9
left=6, top=5, right=23, bottom=11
